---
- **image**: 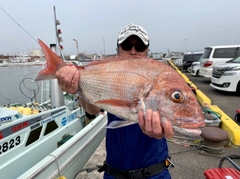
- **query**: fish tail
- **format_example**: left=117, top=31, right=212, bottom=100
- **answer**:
left=34, top=39, right=66, bottom=81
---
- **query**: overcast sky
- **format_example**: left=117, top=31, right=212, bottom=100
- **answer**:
left=0, top=0, right=239, bottom=55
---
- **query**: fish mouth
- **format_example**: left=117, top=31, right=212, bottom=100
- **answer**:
left=175, top=118, right=205, bottom=129
left=181, top=121, right=205, bottom=129
left=172, top=126, right=202, bottom=137
left=172, top=118, right=205, bottom=137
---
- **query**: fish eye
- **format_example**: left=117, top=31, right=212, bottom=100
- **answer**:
left=171, top=91, right=184, bottom=103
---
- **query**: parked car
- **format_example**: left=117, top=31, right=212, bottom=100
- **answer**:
left=199, top=45, right=240, bottom=79
left=190, top=61, right=201, bottom=76
left=210, top=55, right=240, bottom=95
left=182, top=52, right=203, bottom=72
left=173, top=58, right=183, bottom=67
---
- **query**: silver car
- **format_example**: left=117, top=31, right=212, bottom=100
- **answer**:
left=191, top=61, right=201, bottom=76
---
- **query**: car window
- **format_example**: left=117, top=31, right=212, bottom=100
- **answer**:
left=233, top=56, right=240, bottom=63
left=212, top=48, right=237, bottom=58
left=227, top=55, right=240, bottom=63
left=201, top=48, right=212, bottom=58
left=183, top=54, right=202, bottom=62
left=236, top=48, right=240, bottom=57
left=192, top=54, right=203, bottom=61
left=182, top=55, right=187, bottom=61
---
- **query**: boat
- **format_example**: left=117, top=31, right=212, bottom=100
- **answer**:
left=0, top=51, right=107, bottom=179
left=0, top=100, right=107, bottom=179
left=0, top=99, right=107, bottom=179
left=0, top=59, right=8, bottom=67
left=9, top=54, right=31, bottom=63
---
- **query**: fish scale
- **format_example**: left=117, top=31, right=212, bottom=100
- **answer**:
left=79, top=71, right=149, bottom=120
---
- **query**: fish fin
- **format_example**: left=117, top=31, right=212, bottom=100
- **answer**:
left=106, top=120, right=137, bottom=129
left=34, top=39, right=66, bottom=81
left=94, top=99, right=138, bottom=107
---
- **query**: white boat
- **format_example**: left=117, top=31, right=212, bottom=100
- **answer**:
left=0, top=59, right=8, bottom=67
left=19, top=110, right=107, bottom=179
left=0, top=63, right=8, bottom=67
left=0, top=97, right=107, bottom=179
left=0, top=41, right=107, bottom=179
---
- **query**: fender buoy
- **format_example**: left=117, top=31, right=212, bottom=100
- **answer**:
left=22, top=107, right=32, bottom=115
left=57, top=176, right=66, bottom=179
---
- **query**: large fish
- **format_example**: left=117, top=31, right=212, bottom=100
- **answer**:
left=35, top=39, right=205, bottom=136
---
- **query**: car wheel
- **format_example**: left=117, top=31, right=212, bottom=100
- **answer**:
left=187, top=67, right=191, bottom=73
left=196, top=70, right=199, bottom=77
left=236, top=81, right=240, bottom=96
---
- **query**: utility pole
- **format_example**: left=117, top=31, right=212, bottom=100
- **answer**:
left=103, top=37, right=105, bottom=56
left=185, top=38, right=188, bottom=53
left=73, top=39, right=79, bottom=55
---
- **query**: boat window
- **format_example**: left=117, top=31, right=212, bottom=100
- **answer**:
left=44, top=120, right=58, bottom=136
left=25, top=126, right=42, bottom=146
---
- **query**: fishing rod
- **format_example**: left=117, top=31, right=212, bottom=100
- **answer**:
left=1, top=6, right=66, bottom=60
left=0, top=7, right=37, bottom=43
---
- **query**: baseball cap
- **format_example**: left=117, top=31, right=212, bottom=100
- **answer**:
left=117, top=23, right=149, bottom=46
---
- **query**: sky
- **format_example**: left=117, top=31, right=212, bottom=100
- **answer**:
left=0, top=0, right=240, bottom=55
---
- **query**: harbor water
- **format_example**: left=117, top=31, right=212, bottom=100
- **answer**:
left=0, top=61, right=92, bottom=106
left=0, top=64, right=44, bottom=106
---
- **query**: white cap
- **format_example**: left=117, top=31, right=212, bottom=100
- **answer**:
left=117, top=23, right=149, bottom=46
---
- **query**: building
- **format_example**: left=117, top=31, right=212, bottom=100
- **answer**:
left=28, top=49, right=43, bottom=57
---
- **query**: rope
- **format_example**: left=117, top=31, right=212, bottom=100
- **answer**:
left=19, top=77, right=40, bottom=103
left=168, top=137, right=227, bottom=158
left=0, top=93, right=11, bottom=104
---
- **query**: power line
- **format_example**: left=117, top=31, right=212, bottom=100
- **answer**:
left=0, top=6, right=37, bottom=43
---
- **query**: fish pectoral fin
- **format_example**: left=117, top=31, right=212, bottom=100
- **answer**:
left=94, top=99, right=137, bottom=107
left=106, top=120, right=137, bottom=129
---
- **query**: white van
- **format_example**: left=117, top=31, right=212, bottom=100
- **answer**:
left=210, top=56, right=240, bottom=95
left=199, top=45, right=240, bottom=79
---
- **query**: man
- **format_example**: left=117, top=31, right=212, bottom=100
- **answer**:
left=56, top=23, right=174, bottom=179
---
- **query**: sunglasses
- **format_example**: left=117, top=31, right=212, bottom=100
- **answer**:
left=120, top=42, right=147, bottom=52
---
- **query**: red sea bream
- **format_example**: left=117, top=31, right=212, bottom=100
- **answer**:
left=35, top=39, right=205, bottom=137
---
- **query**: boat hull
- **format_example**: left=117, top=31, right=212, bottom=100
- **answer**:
left=0, top=106, right=85, bottom=179
left=18, top=113, right=107, bottom=179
